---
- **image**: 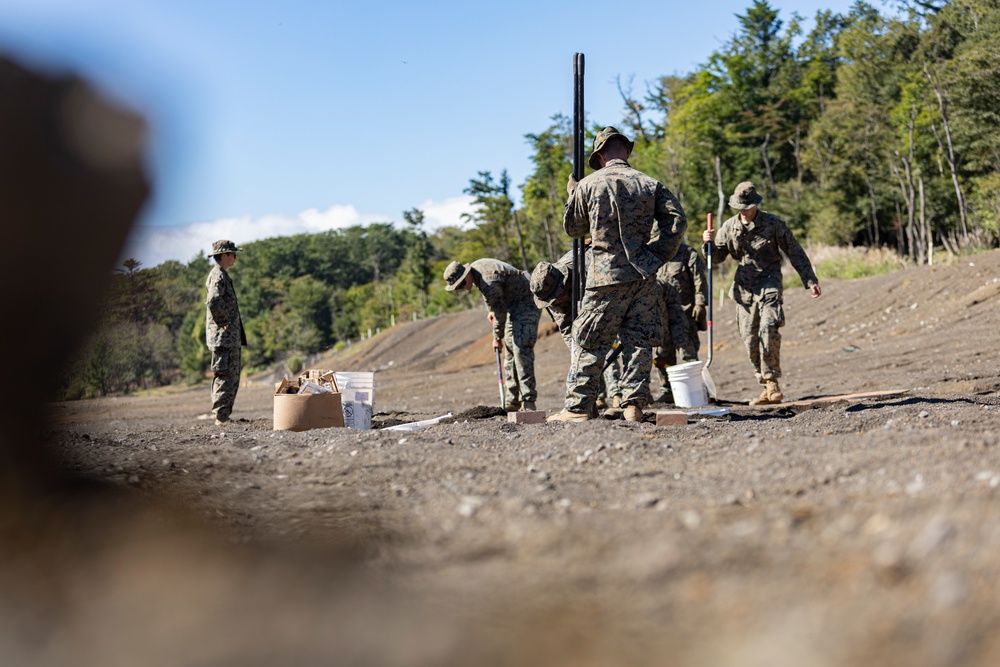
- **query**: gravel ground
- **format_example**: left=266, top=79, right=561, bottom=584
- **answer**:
left=7, top=251, right=1000, bottom=666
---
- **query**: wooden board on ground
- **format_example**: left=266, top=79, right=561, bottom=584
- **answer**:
left=752, top=389, right=909, bottom=409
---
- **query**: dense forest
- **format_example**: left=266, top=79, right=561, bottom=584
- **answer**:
left=63, top=0, right=1000, bottom=398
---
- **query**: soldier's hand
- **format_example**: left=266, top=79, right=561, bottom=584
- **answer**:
left=487, top=311, right=496, bottom=325
left=810, top=284, right=822, bottom=299
left=692, top=304, right=707, bottom=330
left=567, top=174, right=578, bottom=197
left=703, top=229, right=715, bottom=243
left=492, top=338, right=501, bottom=350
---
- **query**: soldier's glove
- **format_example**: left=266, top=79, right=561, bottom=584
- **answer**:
left=692, top=304, right=708, bottom=332
left=567, top=174, right=578, bottom=197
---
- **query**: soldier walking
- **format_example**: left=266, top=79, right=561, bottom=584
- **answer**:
left=444, top=258, right=540, bottom=411
left=549, top=126, right=687, bottom=422
left=205, top=240, right=247, bottom=425
left=703, top=182, right=821, bottom=405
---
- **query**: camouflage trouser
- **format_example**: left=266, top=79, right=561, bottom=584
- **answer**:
left=211, top=345, right=242, bottom=419
left=565, top=278, right=661, bottom=412
left=736, top=288, right=784, bottom=382
left=653, top=298, right=699, bottom=391
left=559, top=330, right=620, bottom=400
left=502, top=300, right=539, bottom=404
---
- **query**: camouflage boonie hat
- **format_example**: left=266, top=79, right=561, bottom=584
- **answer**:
left=443, top=261, right=472, bottom=291
left=209, top=239, right=242, bottom=256
left=729, top=181, right=763, bottom=210
left=529, top=261, right=567, bottom=308
left=588, top=126, right=634, bottom=170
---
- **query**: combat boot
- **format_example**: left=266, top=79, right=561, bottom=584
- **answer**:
left=595, top=396, right=608, bottom=410
left=521, top=401, right=536, bottom=411
left=623, top=405, right=645, bottom=422
left=603, top=395, right=623, bottom=419
left=749, top=380, right=783, bottom=406
left=505, top=401, right=521, bottom=413
left=547, top=409, right=591, bottom=423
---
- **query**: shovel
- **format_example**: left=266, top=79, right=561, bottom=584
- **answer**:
left=494, top=346, right=506, bottom=407
left=703, top=213, right=718, bottom=400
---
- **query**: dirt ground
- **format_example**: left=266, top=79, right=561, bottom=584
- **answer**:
left=23, top=250, right=1000, bottom=666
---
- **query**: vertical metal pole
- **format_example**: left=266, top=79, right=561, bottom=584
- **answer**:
left=571, top=52, right=585, bottom=323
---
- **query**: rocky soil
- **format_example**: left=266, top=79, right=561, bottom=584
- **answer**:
left=18, top=250, right=1000, bottom=666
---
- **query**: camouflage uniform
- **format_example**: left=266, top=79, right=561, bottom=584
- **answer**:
left=658, top=243, right=708, bottom=354
left=652, top=281, right=698, bottom=395
left=713, top=209, right=817, bottom=383
left=448, top=258, right=540, bottom=406
left=531, top=250, right=622, bottom=400
left=562, top=129, right=687, bottom=413
left=205, top=241, right=247, bottom=422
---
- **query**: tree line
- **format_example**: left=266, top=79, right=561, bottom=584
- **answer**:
left=62, top=0, right=1000, bottom=398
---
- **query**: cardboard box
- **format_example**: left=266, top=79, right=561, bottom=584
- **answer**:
left=273, top=392, right=344, bottom=431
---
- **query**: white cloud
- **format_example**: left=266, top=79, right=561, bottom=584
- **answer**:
left=121, top=197, right=475, bottom=267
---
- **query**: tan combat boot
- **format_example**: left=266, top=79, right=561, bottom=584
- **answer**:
left=595, top=396, right=608, bottom=410
left=547, top=409, right=591, bottom=423
left=505, top=401, right=521, bottom=413
left=749, top=380, right=783, bottom=406
left=623, top=405, right=645, bottom=422
left=521, top=401, right=536, bottom=411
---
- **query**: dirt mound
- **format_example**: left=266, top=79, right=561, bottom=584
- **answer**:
left=453, top=405, right=507, bottom=420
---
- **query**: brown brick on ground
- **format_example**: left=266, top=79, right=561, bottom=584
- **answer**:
left=507, top=411, right=546, bottom=424
left=655, top=411, right=688, bottom=426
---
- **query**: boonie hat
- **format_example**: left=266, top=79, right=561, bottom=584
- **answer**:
left=588, top=126, right=634, bottom=170
left=209, top=239, right=242, bottom=256
left=729, top=181, right=763, bottom=210
left=443, top=261, right=472, bottom=291
left=529, top=261, right=567, bottom=308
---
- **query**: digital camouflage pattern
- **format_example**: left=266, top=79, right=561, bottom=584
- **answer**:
left=564, top=158, right=687, bottom=286
left=565, top=278, right=661, bottom=412
left=652, top=281, right=698, bottom=392
left=530, top=249, right=621, bottom=400
left=206, top=263, right=245, bottom=420
left=713, top=209, right=818, bottom=382
left=657, top=242, right=708, bottom=355
left=208, top=239, right=242, bottom=256
left=468, top=258, right=540, bottom=404
left=561, top=142, right=688, bottom=414
left=210, top=346, right=241, bottom=421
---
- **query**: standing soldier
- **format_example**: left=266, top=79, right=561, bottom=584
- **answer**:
left=652, top=243, right=708, bottom=402
left=652, top=281, right=699, bottom=403
left=530, top=250, right=623, bottom=416
left=205, top=240, right=247, bottom=425
left=549, top=126, right=687, bottom=422
left=703, top=182, right=821, bottom=405
left=444, top=258, right=540, bottom=411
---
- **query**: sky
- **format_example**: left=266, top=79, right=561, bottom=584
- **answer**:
left=0, top=0, right=861, bottom=267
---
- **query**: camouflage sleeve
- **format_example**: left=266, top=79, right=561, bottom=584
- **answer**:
left=689, top=247, right=708, bottom=306
left=206, top=271, right=229, bottom=321
left=777, top=220, right=819, bottom=288
left=563, top=187, right=590, bottom=239
left=648, top=185, right=687, bottom=264
left=710, top=222, right=732, bottom=264
left=479, top=278, right=507, bottom=339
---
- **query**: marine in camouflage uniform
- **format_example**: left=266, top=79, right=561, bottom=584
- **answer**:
left=652, top=243, right=707, bottom=401
left=205, top=239, right=247, bottom=424
left=651, top=281, right=698, bottom=402
left=705, top=182, right=821, bottom=405
left=551, top=127, right=687, bottom=422
left=444, top=258, right=540, bottom=410
left=530, top=249, right=623, bottom=413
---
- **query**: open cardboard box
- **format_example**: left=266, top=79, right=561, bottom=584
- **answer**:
left=273, top=370, right=344, bottom=432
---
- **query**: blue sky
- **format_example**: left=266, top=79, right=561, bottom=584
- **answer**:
left=0, top=0, right=859, bottom=266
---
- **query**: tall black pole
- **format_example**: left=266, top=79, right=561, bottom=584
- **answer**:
left=571, top=53, right=585, bottom=323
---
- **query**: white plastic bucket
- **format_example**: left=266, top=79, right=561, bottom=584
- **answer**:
left=334, top=372, right=375, bottom=429
left=667, top=361, right=708, bottom=408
